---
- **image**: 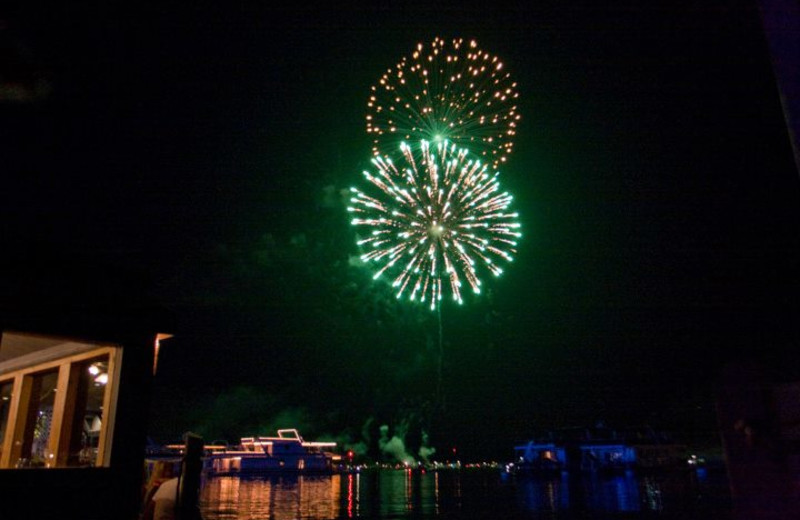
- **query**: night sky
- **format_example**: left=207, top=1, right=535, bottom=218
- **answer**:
left=2, top=1, right=799, bottom=462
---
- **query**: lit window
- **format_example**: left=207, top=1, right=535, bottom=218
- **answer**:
left=0, top=332, right=120, bottom=469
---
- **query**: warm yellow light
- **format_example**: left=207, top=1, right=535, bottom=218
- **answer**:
left=153, top=333, right=173, bottom=375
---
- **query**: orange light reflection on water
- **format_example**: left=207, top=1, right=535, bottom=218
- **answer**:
left=201, top=475, right=341, bottom=520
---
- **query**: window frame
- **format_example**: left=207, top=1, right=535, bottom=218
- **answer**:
left=0, top=337, right=122, bottom=469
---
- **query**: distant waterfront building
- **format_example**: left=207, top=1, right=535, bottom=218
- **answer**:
left=513, top=424, right=685, bottom=474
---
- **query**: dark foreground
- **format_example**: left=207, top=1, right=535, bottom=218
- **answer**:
left=198, top=466, right=732, bottom=519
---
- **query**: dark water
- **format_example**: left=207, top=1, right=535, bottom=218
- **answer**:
left=198, top=467, right=732, bottom=519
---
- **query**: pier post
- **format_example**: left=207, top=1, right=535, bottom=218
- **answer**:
left=178, top=432, right=204, bottom=520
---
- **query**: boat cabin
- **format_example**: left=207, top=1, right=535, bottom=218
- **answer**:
left=205, top=429, right=337, bottom=475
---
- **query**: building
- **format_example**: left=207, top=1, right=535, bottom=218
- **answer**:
left=513, top=424, right=684, bottom=474
left=0, top=249, right=173, bottom=519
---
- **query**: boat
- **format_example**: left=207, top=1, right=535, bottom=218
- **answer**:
left=203, top=429, right=339, bottom=476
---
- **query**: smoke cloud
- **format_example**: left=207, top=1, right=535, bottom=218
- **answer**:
left=378, top=424, right=416, bottom=465
left=418, top=430, right=436, bottom=464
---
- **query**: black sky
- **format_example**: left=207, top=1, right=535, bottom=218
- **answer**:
left=2, top=1, right=799, bottom=460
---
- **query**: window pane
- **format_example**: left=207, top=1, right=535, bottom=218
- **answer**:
left=66, top=356, right=110, bottom=467
left=19, top=370, right=58, bottom=468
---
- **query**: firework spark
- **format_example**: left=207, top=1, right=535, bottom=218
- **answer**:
left=348, top=140, right=521, bottom=310
left=366, top=37, right=520, bottom=171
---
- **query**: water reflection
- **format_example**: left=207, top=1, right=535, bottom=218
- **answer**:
left=578, top=472, right=640, bottom=512
left=199, top=468, right=728, bottom=519
left=202, top=474, right=340, bottom=520
left=514, top=469, right=728, bottom=516
left=516, top=471, right=570, bottom=511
